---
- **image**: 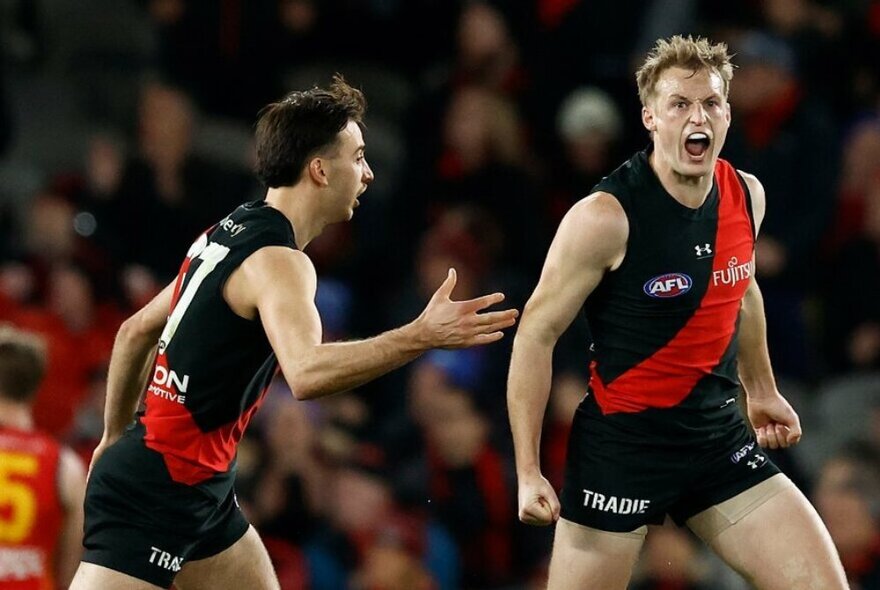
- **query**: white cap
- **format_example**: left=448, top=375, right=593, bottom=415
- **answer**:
left=556, top=87, right=623, bottom=142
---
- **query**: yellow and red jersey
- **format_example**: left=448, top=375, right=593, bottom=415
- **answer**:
left=0, top=426, right=63, bottom=590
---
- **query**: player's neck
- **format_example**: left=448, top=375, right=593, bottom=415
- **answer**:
left=0, top=399, right=33, bottom=430
left=264, top=186, right=327, bottom=250
left=649, top=151, right=714, bottom=209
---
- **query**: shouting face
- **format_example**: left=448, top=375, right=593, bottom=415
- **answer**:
left=642, top=67, right=731, bottom=181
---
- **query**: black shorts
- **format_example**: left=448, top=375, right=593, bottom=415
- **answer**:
left=559, top=393, right=780, bottom=533
left=82, top=432, right=249, bottom=588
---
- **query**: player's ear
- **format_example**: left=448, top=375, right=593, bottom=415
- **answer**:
left=307, top=157, right=329, bottom=187
left=641, top=106, right=655, bottom=133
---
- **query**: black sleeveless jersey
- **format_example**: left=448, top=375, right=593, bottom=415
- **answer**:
left=582, top=149, right=756, bottom=440
left=139, top=200, right=296, bottom=495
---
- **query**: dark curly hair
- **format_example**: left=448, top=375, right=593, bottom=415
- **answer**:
left=255, top=75, right=366, bottom=188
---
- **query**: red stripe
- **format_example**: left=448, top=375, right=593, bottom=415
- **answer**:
left=143, top=367, right=275, bottom=485
left=591, top=160, right=754, bottom=414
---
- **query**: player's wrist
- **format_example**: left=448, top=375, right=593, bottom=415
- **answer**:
left=516, top=461, right=543, bottom=480
left=744, top=385, right=779, bottom=400
left=400, top=319, right=433, bottom=353
left=99, top=427, right=124, bottom=446
left=741, top=373, right=779, bottom=400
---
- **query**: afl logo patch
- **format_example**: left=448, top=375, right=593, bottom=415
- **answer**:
left=643, top=273, right=693, bottom=298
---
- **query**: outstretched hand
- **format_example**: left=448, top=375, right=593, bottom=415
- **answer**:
left=417, top=268, right=519, bottom=349
left=746, top=393, right=802, bottom=449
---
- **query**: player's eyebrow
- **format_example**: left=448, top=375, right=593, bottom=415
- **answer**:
left=669, top=93, right=721, bottom=102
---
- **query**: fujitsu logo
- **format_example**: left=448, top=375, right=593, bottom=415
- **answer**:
left=713, top=256, right=753, bottom=288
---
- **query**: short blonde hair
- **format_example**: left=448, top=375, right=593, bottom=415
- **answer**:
left=636, top=35, right=734, bottom=106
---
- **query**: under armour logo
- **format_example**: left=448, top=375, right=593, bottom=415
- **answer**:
left=747, top=454, right=767, bottom=470
left=695, top=243, right=713, bottom=258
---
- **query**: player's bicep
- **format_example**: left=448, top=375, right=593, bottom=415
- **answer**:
left=742, top=268, right=762, bottom=311
left=519, top=194, right=627, bottom=344
left=522, top=244, right=602, bottom=343
left=247, top=247, right=323, bottom=366
left=125, top=281, right=175, bottom=341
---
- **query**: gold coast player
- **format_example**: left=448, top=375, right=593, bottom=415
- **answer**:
left=70, top=77, right=518, bottom=590
left=0, top=326, right=86, bottom=590
left=507, top=37, right=848, bottom=589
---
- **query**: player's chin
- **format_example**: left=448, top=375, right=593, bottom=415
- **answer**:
left=679, top=158, right=713, bottom=177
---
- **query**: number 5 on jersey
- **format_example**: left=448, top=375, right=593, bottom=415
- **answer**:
left=0, top=451, right=39, bottom=542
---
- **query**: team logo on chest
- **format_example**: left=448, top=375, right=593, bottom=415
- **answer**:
left=643, top=273, right=693, bottom=298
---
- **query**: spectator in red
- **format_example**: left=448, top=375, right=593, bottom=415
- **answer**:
left=12, top=264, right=121, bottom=435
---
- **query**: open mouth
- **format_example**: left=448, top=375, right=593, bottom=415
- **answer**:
left=684, top=132, right=711, bottom=159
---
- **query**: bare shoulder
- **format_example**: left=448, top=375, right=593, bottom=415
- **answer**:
left=227, top=246, right=316, bottom=318
left=737, top=170, right=766, bottom=230
left=239, top=246, right=316, bottom=287
left=565, top=192, right=627, bottom=237
left=557, top=191, right=629, bottom=266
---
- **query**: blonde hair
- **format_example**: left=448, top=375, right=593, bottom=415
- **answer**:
left=636, top=35, right=734, bottom=106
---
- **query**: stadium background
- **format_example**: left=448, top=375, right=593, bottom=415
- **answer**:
left=1, top=0, right=879, bottom=588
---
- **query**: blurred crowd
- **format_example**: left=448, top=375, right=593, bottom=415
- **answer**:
left=1, top=0, right=880, bottom=588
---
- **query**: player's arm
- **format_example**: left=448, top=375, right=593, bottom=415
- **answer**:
left=54, top=447, right=86, bottom=589
left=232, top=247, right=518, bottom=400
left=508, top=193, right=627, bottom=525
left=100, top=282, right=174, bottom=444
left=737, top=172, right=801, bottom=449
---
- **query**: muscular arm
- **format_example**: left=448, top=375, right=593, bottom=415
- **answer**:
left=228, top=247, right=516, bottom=400
left=507, top=194, right=627, bottom=522
left=737, top=172, right=801, bottom=447
left=55, top=448, right=86, bottom=589
left=101, top=283, right=173, bottom=443
left=738, top=278, right=777, bottom=398
left=737, top=172, right=775, bottom=397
